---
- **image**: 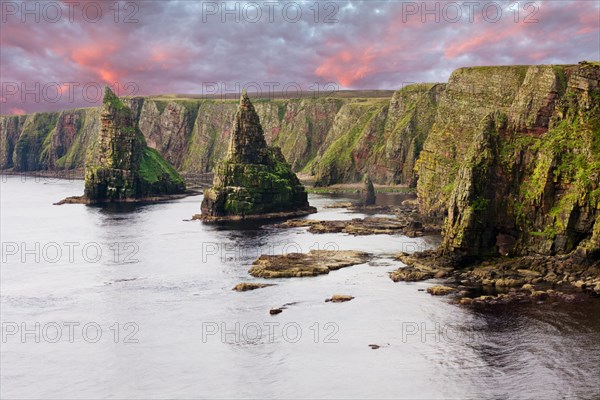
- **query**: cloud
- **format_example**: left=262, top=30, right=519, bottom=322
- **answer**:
left=1, top=0, right=598, bottom=114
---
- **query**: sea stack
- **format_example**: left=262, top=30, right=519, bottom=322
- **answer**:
left=83, top=87, right=185, bottom=203
left=197, top=91, right=316, bottom=221
left=360, top=174, right=376, bottom=206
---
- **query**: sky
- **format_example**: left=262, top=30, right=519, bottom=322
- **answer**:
left=1, top=0, right=599, bottom=114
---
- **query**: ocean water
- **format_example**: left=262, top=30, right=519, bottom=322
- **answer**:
left=1, top=175, right=599, bottom=399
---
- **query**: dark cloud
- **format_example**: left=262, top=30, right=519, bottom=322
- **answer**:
left=1, top=0, right=598, bottom=114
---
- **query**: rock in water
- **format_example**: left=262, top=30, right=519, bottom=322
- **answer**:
left=198, top=92, right=316, bottom=221
left=360, top=174, right=376, bottom=206
left=83, top=87, right=185, bottom=203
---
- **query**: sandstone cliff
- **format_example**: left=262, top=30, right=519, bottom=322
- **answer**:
left=1, top=88, right=439, bottom=186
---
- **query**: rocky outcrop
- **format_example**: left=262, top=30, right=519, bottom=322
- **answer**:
left=416, top=62, right=600, bottom=258
left=197, top=93, right=315, bottom=221
left=249, top=250, right=371, bottom=278
left=83, top=87, right=185, bottom=203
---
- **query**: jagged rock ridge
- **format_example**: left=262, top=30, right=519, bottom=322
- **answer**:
left=198, top=92, right=315, bottom=221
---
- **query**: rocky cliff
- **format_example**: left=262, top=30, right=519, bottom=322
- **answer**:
left=3, top=62, right=598, bottom=257
left=1, top=88, right=441, bottom=186
left=416, top=62, right=599, bottom=258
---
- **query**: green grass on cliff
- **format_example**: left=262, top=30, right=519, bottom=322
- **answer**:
left=139, top=147, right=185, bottom=185
left=314, top=107, right=377, bottom=183
left=14, top=112, right=58, bottom=170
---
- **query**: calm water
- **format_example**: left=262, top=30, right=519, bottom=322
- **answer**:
left=1, top=175, right=599, bottom=399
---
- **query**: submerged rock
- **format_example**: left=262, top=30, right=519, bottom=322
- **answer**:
left=249, top=250, right=371, bottom=278
left=70, top=87, right=185, bottom=204
left=232, top=282, right=275, bottom=292
left=197, top=92, right=316, bottom=221
left=325, top=294, right=355, bottom=303
left=390, top=248, right=600, bottom=305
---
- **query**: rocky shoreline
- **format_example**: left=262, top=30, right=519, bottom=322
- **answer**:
left=249, top=250, right=372, bottom=278
left=391, top=250, right=600, bottom=306
left=192, top=206, right=317, bottom=222
left=276, top=202, right=441, bottom=237
left=55, top=189, right=201, bottom=205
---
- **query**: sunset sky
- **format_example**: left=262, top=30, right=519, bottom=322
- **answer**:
left=1, top=0, right=599, bottom=114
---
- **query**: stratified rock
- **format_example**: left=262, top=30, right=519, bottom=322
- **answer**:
left=249, top=250, right=371, bottom=278
left=197, top=92, right=316, bottom=221
left=360, top=174, right=376, bottom=206
left=82, top=87, right=185, bottom=203
left=232, top=282, right=275, bottom=292
left=417, top=62, right=600, bottom=258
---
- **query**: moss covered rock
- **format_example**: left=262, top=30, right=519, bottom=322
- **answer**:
left=199, top=92, right=315, bottom=220
left=419, top=62, right=600, bottom=258
left=83, top=87, right=185, bottom=203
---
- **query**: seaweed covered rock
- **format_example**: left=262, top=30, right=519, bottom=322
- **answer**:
left=83, top=87, right=185, bottom=203
left=198, top=92, right=316, bottom=221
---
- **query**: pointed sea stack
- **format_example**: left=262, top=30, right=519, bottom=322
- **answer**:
left=197, top=92, right=316, bottom=221
left=83, top=87, right=185, bottom=203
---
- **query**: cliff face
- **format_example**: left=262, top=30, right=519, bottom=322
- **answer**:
left=1, top=90, right=436, bottom=186
left=311, top=84, right=443, bottom=186
left=417, top=62, right=599, bottom=257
